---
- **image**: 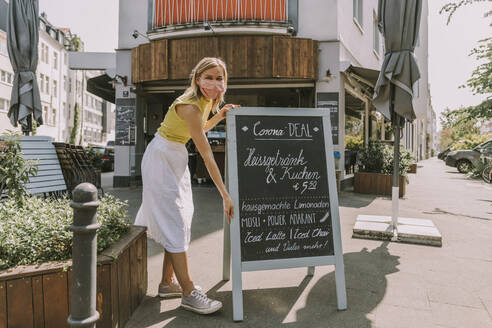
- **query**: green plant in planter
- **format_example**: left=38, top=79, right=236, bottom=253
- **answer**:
left=0, top=132, right=38, bottom=205
left=86, top=147, right=104, bottom=170
left=0, top=194, right=130, bottom=270
left=345, top=134, right=364, bottom=150
left=357, top=141, right=415, bottom=175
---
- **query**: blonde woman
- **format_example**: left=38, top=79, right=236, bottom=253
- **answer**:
left=135, top=57, right=238, bottom=314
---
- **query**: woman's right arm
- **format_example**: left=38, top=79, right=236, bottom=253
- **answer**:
left=176, top=104, right=234, bottom=223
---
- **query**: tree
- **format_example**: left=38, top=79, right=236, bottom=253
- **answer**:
left=463, top=38, right=492, bottom=97
left=440, top=1, right=492, bottom=121
left=69, top=103, right=80, bottom=144
left=439, top=107, right=482, bottom=149
left=440, top=0, right=492, bottom=25
left=69, top=35, right=83, bottom=52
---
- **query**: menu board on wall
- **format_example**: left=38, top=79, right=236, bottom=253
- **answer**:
left=115, top=98, right=136, bottom=146
left=316, top=93, right=339, bottom=145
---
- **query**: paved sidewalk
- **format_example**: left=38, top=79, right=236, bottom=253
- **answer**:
left=107, top=158, right=492, bottom=328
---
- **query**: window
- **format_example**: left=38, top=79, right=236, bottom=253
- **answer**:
left=353, top=0, right=363, bottom=29
left=413, top=80, right=420, bottom=98
left=44, top=45, right=49, bottom=64
left=63, top=75, right=67, bottom=91
left=53, top=80, right=58, bottom=97
left=0, top=98, right=10, bottom=112
left=43, top=105, right=49, bottom=123
left=64, top=52, right=68, bottom=65
left=373, top=11, right=380, bottom=55
left=68, top=104, right=72, bottom=119
left=41, top=43, right=46, bottom=63
left=1, top=70, right=12, bottom=85
left=0, top=38, right=7, bottom=56
left=45, top=76, right=50, bottom=96
left=69, top=77, right=72, bottom=92
left=39, top=74, right=44, bottom=93
left=53, top=52, right=58, bottom=70
left=52, top=108, right=56, bottom=125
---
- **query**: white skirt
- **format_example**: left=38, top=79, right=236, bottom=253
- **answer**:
left=135, top=134, right=194, bottom=253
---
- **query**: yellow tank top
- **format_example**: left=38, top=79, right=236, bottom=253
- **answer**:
left=158, top=94, right=212, bottom=144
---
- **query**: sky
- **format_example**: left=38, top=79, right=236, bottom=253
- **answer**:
left=38, top=0, right=491, bottom=129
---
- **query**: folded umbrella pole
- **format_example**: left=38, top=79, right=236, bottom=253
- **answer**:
left=352, top=0, right=441, bottom=246
left=7, top=0, right=43, bottom=134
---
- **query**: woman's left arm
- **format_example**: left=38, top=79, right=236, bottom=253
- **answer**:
left=204, top=104, right=240, bottom=132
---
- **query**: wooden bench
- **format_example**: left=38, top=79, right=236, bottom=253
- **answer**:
left=1, top=136, right=67, bottom=199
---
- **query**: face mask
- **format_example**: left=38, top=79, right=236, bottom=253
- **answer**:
left=198, top=79, right=225, bottom=100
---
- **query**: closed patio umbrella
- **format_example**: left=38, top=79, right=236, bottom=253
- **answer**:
left=373, top=0, right=422, bottom=234
left=7, top=0, right=43, bottom=134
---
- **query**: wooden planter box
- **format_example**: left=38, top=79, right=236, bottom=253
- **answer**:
left=0, top=226, right=147, bottom=328
left=354, top=172, right=406, bottom=198
left=409, top=163, right=417, bottom=174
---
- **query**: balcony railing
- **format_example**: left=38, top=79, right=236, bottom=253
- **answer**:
left=152, top=0, right=289, bottom=30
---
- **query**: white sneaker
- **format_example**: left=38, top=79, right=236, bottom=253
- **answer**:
left=158, top=278, right=202, bottom=298
left=158, top=279, right=182, bottom=298
left=181, top=289, right=222, bottom=314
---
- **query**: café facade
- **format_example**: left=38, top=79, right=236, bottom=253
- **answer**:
left=70, top=0, right=432, bottom=187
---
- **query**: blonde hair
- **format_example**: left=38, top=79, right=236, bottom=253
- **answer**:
left=182, top=57, right=228, bottom=113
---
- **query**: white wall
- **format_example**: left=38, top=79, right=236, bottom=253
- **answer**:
left=297, top=0, right=338, bottom=41
left=118, top=0, right=148, bottom=50
left=338, top=0, right=381, bottom=70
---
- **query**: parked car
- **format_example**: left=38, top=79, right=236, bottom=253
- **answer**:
left=437, top=146, right=451, bottom=160
left=100, top=140, right=115, bottom=172
left=445, top=140, right=492, bottom=173
left=102, top=147, right=114, bottom=172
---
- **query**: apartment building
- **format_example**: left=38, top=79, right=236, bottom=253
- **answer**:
left=72, top=0, right=435, bottom=186
left=0, top=4, right=114, bottom=147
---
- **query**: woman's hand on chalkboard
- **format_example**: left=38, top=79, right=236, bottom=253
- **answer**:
left=217, top=104, right=240, bottom=120
left=223, top=194, right=234, bottom=224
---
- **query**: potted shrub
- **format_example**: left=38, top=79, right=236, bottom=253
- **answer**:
left=0, top=135, right=147, bottom=328
left=354, top=141, right=415, bottom=197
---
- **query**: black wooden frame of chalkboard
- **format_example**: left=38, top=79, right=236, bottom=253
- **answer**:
left=222, top=107, right=347, bottom=322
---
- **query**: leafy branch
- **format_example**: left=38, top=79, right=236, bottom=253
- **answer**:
left=440, top=0, right=492, bottom=26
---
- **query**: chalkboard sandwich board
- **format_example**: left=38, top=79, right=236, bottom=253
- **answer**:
left=223, top=107, right=347, bottom=321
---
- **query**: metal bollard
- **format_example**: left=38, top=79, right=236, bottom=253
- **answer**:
left=68, top=183, right=101, bottom=328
